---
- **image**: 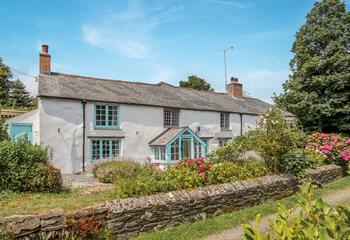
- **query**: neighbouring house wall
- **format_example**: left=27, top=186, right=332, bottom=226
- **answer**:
left=6, top=109, right=40, bottom=144
left=0, top=165, right=343, bottom=240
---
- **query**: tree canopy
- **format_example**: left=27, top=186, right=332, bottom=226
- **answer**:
left=274, top=0, right=350, bottom=133
left=0, top=58, right=36, bottom=109
left=0, top=58, right=12, bottom=106
left=179, top=75, right=214, bottom=91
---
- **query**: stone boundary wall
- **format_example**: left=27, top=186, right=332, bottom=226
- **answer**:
left=0, top=165, right=343, bottom=239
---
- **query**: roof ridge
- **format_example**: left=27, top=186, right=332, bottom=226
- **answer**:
left=49, top=72, right=158, bottom=87
left=48, top=72, right=231, bottom=96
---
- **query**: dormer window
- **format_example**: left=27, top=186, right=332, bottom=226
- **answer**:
left=220, top=113, right=230, bottom=130
left=164, top=108, right=179, bottom=128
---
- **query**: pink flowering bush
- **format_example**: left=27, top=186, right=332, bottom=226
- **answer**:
left=307, top=133, right=350, bottom=166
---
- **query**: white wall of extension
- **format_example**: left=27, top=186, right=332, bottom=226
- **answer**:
left=18, top=97, right=261, bottom=174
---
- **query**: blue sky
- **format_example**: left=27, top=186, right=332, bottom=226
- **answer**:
left=1, top=0, right=349, bottom=102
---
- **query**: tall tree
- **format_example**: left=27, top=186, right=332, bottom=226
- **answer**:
left=179, top=75, right=214, bottom=91
left=0, top=58, right=12, bottom=105
left=274, top=0, right=350, bottom=133
left=9, top=79, right=33, bottom=108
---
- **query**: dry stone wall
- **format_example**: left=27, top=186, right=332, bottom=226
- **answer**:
left=0, top=164, right=343, bottom=239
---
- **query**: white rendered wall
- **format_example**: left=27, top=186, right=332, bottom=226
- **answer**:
left=7, top=109, right=40, bottom=144
left=242, top=114, right=260, bottom=134
left=85, top=103, right=165, bottom=164
left=39, top=97, right=262, bottom=173
left=180, top=109, right=245, bottom=151
left=39, top=98, right=84, bottom=174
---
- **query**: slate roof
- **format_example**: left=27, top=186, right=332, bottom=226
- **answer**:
left=38, top=72, right=286, bottom=116
left=149, top=127, right=185, bottom=146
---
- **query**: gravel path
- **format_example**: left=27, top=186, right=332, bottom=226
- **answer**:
left=201, top=187, right=350, bottom=240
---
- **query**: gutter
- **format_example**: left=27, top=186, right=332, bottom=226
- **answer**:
left=81, top=100, right=87, bottom=172
left=240, top=113, right=243, bottom=135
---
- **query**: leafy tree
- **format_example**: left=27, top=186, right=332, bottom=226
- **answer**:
left=9, top=79, right=33, bottom=108
left=179, top=75, right=214, bottom=91
left=274, top=0, right=350, bottom=133
left=0, top=117, right=8, bottom=141
left=0, top=58, right=12, bottom=105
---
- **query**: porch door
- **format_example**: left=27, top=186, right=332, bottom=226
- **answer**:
left=181, top=137, right=192, bottom=159
left=10, top=123, right=33, bottom=143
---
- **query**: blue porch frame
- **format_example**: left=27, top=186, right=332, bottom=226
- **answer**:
left=151, top=128, right=207, bottom=163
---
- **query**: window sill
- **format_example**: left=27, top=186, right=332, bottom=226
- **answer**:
left=93, top=127, right=121, bottom=130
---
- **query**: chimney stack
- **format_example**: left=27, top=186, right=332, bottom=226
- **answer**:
left=39, top=44, right=51, bottom=74
left=226, top=77, right=243, bottom=98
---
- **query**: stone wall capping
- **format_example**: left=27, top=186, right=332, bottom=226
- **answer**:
left=0, top=164, right=343, bottom=239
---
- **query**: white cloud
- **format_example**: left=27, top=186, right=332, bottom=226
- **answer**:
left=83, top=25, right=149, bottom=59
left=204, top=0, right=250, bottom=9
left=82, top=0, right=184, bottom=59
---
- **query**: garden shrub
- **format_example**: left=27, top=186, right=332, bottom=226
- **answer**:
left=207, top=160, right=267, bottom=185
left=92, top=160, right=142, bottom=183
left=208, top=107, right=307, bottom=174
left=254, top=107, right=305, bottom=173
left=115, top=158, right=268, bottom=198
left=0, top=138, right=62, bottom=192
left=115, top=166, right=171, bottom=198
left=242, top=182, right=350, bottom=240
left=280, top=148, right=324, bottom=178
left=207, top=132, right=256, bottom=163
left=307, top=132, right=350, bottom=167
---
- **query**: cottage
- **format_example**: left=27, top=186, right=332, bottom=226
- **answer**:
left=8, top=45, right=285, bottom=174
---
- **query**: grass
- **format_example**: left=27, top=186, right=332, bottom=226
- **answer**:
left=0, top=189, right=116, bottom=217
left=133, top=176, right=350, bottom=240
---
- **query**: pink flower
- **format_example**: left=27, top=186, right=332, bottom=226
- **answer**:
left=322, top=145, right=333, bottom=151
left=346, top=139, right=350, bottom=145
left=198, top=166, right=204, bottom=173
left=321, top=149, right=330, bottom=155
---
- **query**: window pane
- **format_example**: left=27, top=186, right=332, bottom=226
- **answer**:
left=92, top=140, right=100, bottom=160
left=108, top=106, right=118, bottom=127
left=102, top=140, right=110, bottom=159
left=96, top=105, right=106, bottom=126
left=161, top=147, right=165, bottom=160
left=220, top=113, right=229, bottom=129
left=164, top=109, right=171, bottom=127
left=171, top=139, right=180, bottom=161
left=172, top=110, right=179, bottom=127
left=164, top=108, right=179, bottom=127
left=219, top=139, right=228, bottom=147
left=111, top=140, right=120, bottom=158
left=154, top=147, right=160, bottom=160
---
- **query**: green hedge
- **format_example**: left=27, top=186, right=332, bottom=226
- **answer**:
left=0, top=138, right=62, bottom=192
left=113, top=159, right=268, bottom=198
left=92, top=160, right=142, bottom=183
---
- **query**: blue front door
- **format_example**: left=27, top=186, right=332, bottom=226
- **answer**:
left=10, top=123, right=33, bottom=143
